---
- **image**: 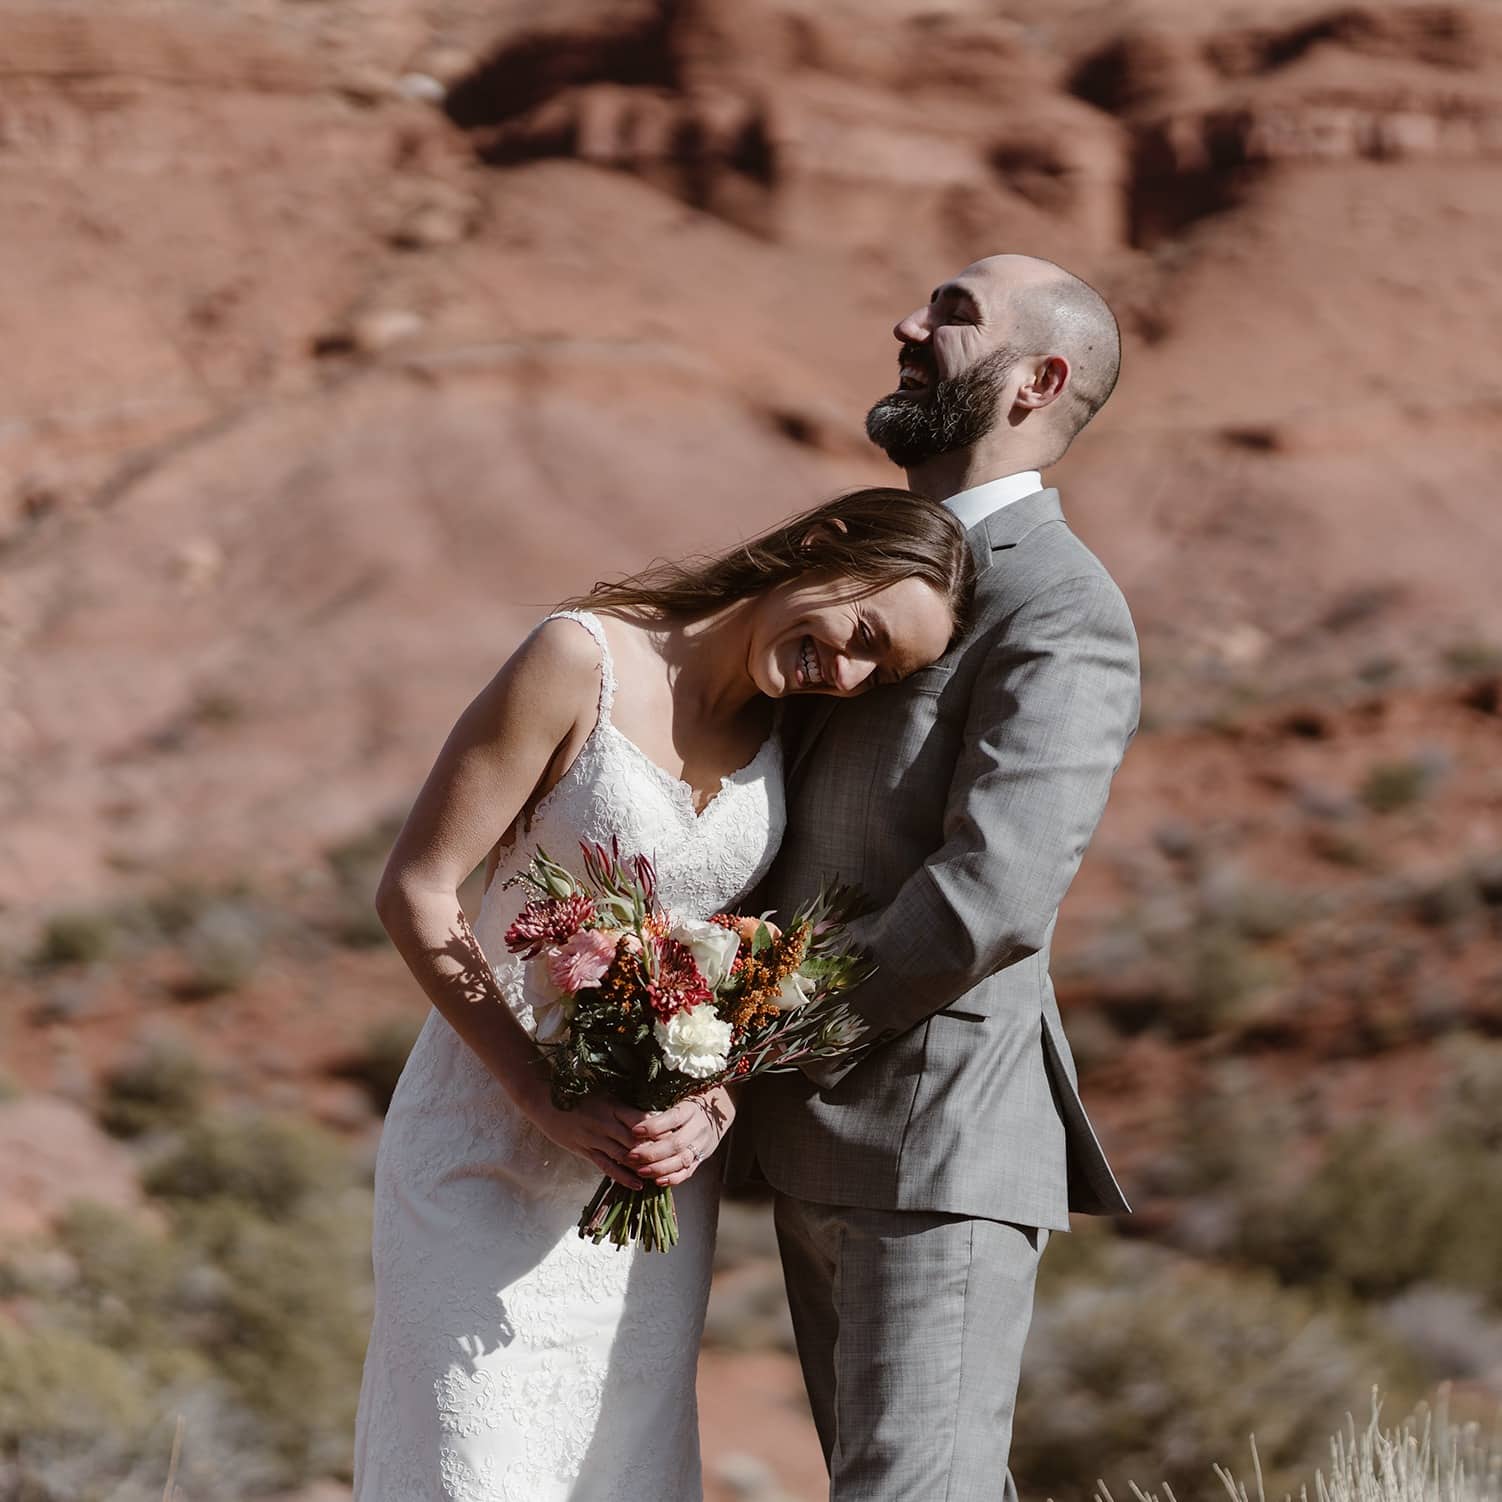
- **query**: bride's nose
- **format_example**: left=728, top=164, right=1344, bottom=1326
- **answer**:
left=836, top=656, right=877, bottom=695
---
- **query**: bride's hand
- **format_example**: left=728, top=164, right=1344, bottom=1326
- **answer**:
left=624, top=1088, right=735, bottom=1188
left=511, top=1076, right=648, bottom=1190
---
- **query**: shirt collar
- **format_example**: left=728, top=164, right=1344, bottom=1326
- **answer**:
left=942, top=471, right=1044, bottom=531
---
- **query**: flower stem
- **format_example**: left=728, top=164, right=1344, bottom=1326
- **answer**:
left=577, top=1178, right=679, bottom=1252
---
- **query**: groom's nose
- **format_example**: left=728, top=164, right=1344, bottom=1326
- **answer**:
left=894, top=306, right=930, bottom=344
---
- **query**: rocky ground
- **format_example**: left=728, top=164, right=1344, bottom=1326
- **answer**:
left=4, top=0, right=1502, bottom=1498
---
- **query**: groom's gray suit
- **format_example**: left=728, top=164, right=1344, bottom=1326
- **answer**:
left=732, top=486, right=1138, bottom=1500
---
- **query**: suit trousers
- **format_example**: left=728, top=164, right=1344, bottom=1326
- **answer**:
left=773, top=1194, right=1047, bottom=1502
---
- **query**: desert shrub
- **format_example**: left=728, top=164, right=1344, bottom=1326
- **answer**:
left=1231, top=1123, right=1502, bottom=1305
left=2, top=1116, right=374, bottom=1495
left=143, top=1113, right=352, bottom=1220
left=31, top=909, right=117, bottom=969
left=1153, top=1052, right=1502, bottom=1310
left=1184, top=923, right=1286, bottom=1032
left=96, top=1039, right=206, bottom=1138
left=46, top=1205, right=214, bottom=1394
left=1411, top=872, right=1483, bottom=929
left=1308, top=824, right=1371, bottom=869
left=172, top=900, right=266, bottom=998
left=176, top=1197, right=372, bottom=1480
left=1118, top=1393, right=1502, bottom=1502
left=1442, top=640, right=1502, bottom=676
left=141, top=879, right=221, bottom=940
left=1083, top=869, right=1307, bottom=1039
left=1015, top=1241, right=1414, bottom=1502
left=340, top=1015, right=423, bottom=1113
left=333, top=902, right=390, bottom=949
left=325, top=815, right=402, bottom=949
left=1361, top=759, right=1432, bottom=814
left=1438, top=1038, right=1502, bottom=1149
left=1144, top=1061, right=1303, bottom=1211
left=0, top=1325, right=155, bottom=1498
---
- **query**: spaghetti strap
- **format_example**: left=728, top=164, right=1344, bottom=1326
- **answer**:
left=544, top=609, right=616, bottom=725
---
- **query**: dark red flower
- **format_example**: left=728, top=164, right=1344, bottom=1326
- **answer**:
left=504, top=893, right=597, bottom=958
left=645, top=936, right=713, bottom=1022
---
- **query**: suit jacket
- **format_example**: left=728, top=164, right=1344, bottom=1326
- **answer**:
left=731, top=488, right=1138, bottom=1231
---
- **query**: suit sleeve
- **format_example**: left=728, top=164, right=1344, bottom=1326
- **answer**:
left=809, top=571, right=1140, bottom=1085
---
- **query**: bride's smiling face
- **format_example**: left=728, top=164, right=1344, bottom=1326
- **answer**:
left=747, top=572, right=955, bottom=699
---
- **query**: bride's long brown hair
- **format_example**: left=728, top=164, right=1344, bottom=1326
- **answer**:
left=561, top=488, right=975, bottom=636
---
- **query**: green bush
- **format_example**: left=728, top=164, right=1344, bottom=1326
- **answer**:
left=1438, top=1038, right=1502, bottom=1149
left=1015, top=1241, right=1414, bottom=1502
left=1361, top=759, right=1432, bottom=814
left=1151, top=1051, right=1502, bottom=1311
left=187, top=1197, right=372, bottom=1479
left=97, top=1040, right=206, bottom=1138
left=0, top=1325, right=155, bottom=1498
left=325, top=816, right=403, bottom=950
left=141, top=880, right=221, bottom=940
left=143, top=1114, right=352, bottom=1221
left=1184, top=923, right=1286, bottom=1032
left=342, top=1015, right=423, bottom=1113
left=2, top=1115, right=374, bottom=1495
left=32, top=910, right=117, bottom=969
left=172, top=901, right=265, bottom=999
left=1230, top=1122, right=1502, bottom=1305
left=1442, top=640, right=1502, bottom=676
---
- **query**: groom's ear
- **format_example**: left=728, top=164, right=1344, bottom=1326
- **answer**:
left=1013, top=354, right=1070, bottom=412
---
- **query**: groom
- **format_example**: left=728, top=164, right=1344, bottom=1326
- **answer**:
left=734, top=254, right=1138, bottom=1500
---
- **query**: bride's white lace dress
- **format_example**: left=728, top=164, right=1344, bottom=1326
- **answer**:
left=352, top=611, right=786, bottom=1502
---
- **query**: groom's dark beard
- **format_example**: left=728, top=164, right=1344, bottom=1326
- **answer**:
left=865, top=346, right=1019, bottom=470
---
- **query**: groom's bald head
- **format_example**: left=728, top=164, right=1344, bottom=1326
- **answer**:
left=979, top=256, right=1120, bottom=442
left=868, top=254, right=1121, bottom=472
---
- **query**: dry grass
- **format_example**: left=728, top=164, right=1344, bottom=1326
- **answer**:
left=1100, top=1395, right=1502, bottom=1502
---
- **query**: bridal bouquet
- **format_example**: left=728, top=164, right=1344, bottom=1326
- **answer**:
left=502, top=840, right=872, bottom=1252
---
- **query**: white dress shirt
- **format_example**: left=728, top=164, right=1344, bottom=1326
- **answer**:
left=942, top=470, right=1044, bottom=530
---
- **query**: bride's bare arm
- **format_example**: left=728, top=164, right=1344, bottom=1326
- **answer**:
left=375, top=620, right=645, bottom=1188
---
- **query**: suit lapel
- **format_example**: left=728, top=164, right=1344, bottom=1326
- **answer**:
left=787, top=695, right=838, bottom=780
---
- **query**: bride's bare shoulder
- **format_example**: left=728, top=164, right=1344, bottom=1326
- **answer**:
left=486, top=616, right=602, bottom=713
left=522, top=614, right=606, bottom=673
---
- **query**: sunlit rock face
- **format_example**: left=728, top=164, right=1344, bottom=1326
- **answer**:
left=5, top=0, right=1502, bottom=927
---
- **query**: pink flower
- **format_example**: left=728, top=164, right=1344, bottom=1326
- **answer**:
left=546, top=929, right=619, bottom=993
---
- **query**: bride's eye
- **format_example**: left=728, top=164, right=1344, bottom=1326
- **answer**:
left=857, top=618, right=875, bottom=648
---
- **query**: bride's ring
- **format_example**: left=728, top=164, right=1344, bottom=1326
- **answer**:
left=688, top=1144, right=700, bottom=1167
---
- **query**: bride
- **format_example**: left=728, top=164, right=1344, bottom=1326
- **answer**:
left=352, top=487, right=974, bottom=1502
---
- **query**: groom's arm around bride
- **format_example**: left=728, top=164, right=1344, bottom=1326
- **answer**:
left=732, top=254, right=1139, bottom=1501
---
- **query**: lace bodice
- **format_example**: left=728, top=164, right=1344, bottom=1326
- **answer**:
left=354, top=609, right=786, bottom=1502
left=474, top=610, right=786, bottom=1032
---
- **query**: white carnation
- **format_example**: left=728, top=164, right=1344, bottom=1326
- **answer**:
left=653, top=1002, right=733, bottom=1079
left=668, top=917, right=740, bottom=990
left=773, top=970, right=815, bottom=1012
